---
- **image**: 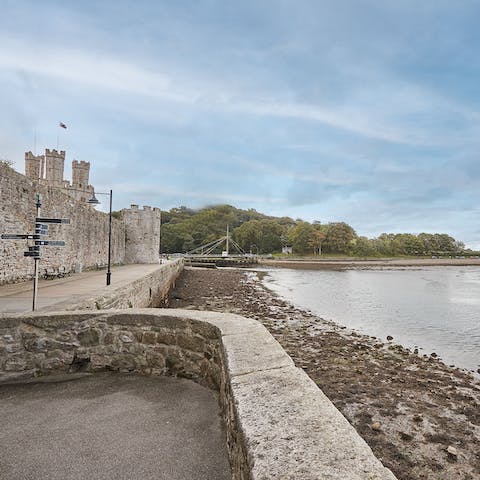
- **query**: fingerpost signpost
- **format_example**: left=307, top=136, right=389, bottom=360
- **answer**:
left=0, top=193, right=70, bottom=311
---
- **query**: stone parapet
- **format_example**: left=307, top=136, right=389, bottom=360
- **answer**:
left=0, top=309, right=397, bottom=480
left=39, top=259, right=183, bottom=312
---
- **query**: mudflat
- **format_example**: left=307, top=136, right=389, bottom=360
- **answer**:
left=167, top=267, right=480, bottom=480
left=262, top=257, right=480, bottom=269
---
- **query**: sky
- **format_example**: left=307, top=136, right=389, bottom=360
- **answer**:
left=1, top=0, right=480, bottom=246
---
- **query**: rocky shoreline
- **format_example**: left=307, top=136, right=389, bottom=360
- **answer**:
left=167, top=267, right=480, bottom=480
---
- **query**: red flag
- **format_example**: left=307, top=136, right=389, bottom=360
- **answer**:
left=59, top=122, right=67, bottom=129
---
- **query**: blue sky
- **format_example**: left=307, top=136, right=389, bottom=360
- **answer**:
left=1, top=0, right=480, bottom=246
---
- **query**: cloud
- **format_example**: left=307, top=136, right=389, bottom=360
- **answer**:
left=1, top=36, right=476, bottom=148
left=114, top=183, right=283, bottom=205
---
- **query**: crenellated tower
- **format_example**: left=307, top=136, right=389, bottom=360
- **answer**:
left=24, top=151, right=45, bottom=180
left=44, top=149, right=65, bottom=187
left=72, top=160, right=90, bottom=190
left=68, top=160, right=94, bottom=202
left=121, top=205, right=161, bottom=264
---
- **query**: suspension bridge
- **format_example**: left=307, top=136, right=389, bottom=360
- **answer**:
left=183, top=226, right=258, bottom=268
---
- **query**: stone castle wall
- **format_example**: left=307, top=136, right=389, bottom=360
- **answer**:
left=122, top=205, right=161, bottom=263
left=0, top=163, right=127, bottom=284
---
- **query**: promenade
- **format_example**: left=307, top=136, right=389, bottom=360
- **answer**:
left=0, top=373, right=230, bottom=480
left=0, top=264, right=162, bottom=313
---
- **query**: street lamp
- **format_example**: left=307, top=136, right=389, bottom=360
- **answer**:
left=88, top=190, right=113, bottom=286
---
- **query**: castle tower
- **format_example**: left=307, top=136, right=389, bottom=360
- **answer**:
left=72, top=160, right=90, bottom=189
left=44, top=149, right=65, bottom=187
left=24, top=151, right=44, bottom=180
left=121, top=205, right=161, bottom=264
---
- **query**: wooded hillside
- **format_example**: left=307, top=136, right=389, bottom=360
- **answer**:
left=158, top=204, right=466, bottom=256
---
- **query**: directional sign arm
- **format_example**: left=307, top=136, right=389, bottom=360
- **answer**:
left=35, top=217, right=70, bottom=224
left=34, top=240, right=66, bottom=247
left=1, top=234, right=41, bottom=240
left=1, top=234, right=28, bottom=240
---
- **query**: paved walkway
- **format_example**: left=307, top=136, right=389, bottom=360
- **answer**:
left=0, top=373, right=231, bottom=480
left=0, top=264, right=163, bottom=313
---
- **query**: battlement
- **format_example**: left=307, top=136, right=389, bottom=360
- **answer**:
left=25, top=151, right=43, bottom=161
left=127, top=204, right=157, bottom=212
left=45, top=149, right=65, bottom=158
left=24, top=151, right=45, bottom=180
left=72, top=160, right=90, bottom=168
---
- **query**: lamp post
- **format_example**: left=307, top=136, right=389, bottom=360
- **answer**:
left=88, top=190, right=113, bottom=286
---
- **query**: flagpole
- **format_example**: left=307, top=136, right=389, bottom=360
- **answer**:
left=56, top=129, right=59, bottom=150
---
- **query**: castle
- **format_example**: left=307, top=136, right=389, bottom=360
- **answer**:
left=25, top=149, right=94, bottom=203
left=0, top=148, right=161, bottom=284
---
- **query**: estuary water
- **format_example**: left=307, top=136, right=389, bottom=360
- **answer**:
left=263, top=267, right=480, bottom=373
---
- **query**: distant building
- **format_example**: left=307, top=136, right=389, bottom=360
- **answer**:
left=25, top=149, right=94, bottom=203
left=282, top=245, right=293, bottom=254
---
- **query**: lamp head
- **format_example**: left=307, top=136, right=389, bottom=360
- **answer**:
left=88, top=193, right=100, bottom=205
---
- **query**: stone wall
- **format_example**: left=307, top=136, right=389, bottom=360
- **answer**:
left=121, top=205, right=161, bottom=264
left=0, top=163, right=126, bottom=284
left=40, top=260, right=184, bottom=312
left=0, top=309, right=397, bottom=480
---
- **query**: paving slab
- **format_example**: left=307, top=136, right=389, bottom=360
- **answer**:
left=0, top=373, right=231, bottom=480
left=0, top=264, right=162, bottom=313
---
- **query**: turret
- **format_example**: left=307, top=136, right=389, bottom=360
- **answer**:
left=72, top=160, right=90, bottom=189
left=24, top=151, right=44, bottom=180
left=44, top=149, right=65, bottom=187
left=121, top=205, right=161, bottom=264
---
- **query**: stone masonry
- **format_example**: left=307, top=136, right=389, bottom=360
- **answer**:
left=0, top=158, right=161, bottom=284
left=122, top=205, right=161, bottom=264
left=24, top=149, right=94, bottom=204
left=0, top=309, right=398, bottom=480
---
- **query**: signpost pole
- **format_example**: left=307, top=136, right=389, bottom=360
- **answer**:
left=32, top=193, right=41, bottom=311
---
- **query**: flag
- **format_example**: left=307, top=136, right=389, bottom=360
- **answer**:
left=59, top=122, right=67, bottom=129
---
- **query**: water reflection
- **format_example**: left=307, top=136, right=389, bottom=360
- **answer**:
left=263, top=267, right=480, bottom=373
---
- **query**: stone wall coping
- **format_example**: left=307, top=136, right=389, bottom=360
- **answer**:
left=0, top=308, right=396, bottom=479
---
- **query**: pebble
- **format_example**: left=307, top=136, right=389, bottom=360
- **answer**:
left=386, top=335, right=393, bottom=341
left=446, top=446, right=458, bottom=458
left=371, top=422, right=381, bottom=431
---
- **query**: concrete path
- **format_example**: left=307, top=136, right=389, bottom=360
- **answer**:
left=0, top=264, right=163, bottom=313
left=0, top=373, right=231, bottom=480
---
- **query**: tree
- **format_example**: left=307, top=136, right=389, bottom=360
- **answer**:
left=309, top=227, right=326, bottom=255
left=352, top=236, right=378, bottom=256
left=323, top=222, right=357, bottom=254
left=234, top=219, right=284, bottom=254
left=287, top=222, right=314, bottom=254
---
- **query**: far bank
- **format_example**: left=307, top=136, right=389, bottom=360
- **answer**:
left=261, top=257, right=480, bottom=269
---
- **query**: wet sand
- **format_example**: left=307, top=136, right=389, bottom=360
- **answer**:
left=167, top=267, right=480, bottom=480
left=262, top=258, right=480, bottom=270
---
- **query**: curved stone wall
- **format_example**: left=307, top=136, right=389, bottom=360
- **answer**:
left=0, top=309, right=397, bottom=480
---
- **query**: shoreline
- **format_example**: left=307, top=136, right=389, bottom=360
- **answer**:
left=261, top=258, right=480, bottom=270
left=167, top=267, right=480, bottom=480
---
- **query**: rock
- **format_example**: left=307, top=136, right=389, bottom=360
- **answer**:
left=446, top=446, right=458, bottom=458
left=77, top=328, right=100, bottom=347
left=386, top=335, right=393, bottom=341
left=371, top=422, right=381, bottom=431
left=413, top=414, right=423, bottom=423
left=430, top=352, right=438, bottom=358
